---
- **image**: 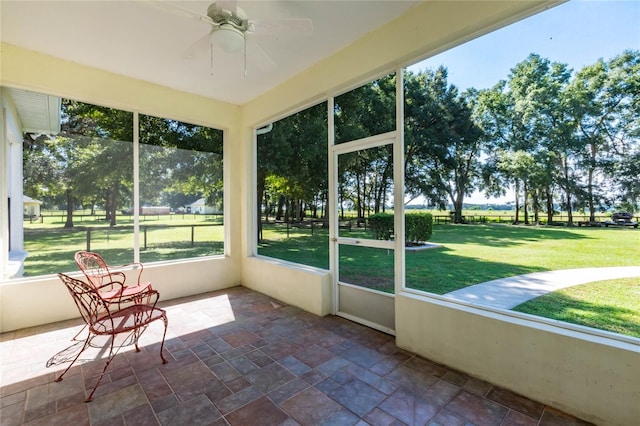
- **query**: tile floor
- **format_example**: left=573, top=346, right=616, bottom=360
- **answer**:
left=1, top=286, right=592, bottom=425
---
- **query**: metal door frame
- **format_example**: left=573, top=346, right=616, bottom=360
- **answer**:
left=328, top=69, right=405, bottom=335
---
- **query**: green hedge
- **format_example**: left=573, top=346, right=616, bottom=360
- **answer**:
left=406, top=213, right=433, bottom=243
left=368, top=213, right=394, bottom=240
left=367, top=212, right=433, bottom=243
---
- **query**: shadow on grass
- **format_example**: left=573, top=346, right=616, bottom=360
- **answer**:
left=405, top=248, right=542, bottom=294
left=429, top=223, right=592, bottom=247
left=23, top=242, right=224, bottom=277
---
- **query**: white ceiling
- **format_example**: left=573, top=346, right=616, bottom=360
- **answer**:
left=1, top=1, right=421, bottom=105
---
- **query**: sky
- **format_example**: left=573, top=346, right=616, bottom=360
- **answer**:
left=406, top=0, right=640, bottom=204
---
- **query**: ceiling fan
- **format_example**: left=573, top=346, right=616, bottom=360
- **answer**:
left=154, top=0, right=313, bottom=76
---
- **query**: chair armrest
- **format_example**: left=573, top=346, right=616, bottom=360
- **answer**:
left=119, top=262, right=144, bottom=285
left=110, top=271, right=127, bottom=285
left=95, top=281, right=126, bottom=302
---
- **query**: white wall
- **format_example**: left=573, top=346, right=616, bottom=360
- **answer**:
left=396, top=293, right=640, bottom=426
left=0, top=257, right=239, bottom=332
left=243, top=257, right=331, bottom=317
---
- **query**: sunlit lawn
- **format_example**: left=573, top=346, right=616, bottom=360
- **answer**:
left=514, top=278, right=640, bottom=338
left=259, top=222, right=639, bottom=293
left=23, top=213, right=224, bottom=276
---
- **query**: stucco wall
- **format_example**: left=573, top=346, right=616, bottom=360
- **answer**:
left=396, top=292, right=640, bottom=426
left=243, top=257, right=331, bottom=317
left=0, top=257, right=241, bottom=333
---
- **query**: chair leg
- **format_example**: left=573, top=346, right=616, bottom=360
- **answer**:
left=159, top=313, right=169, bottom=364
left=54, top=336, right=91, bottom=383
left=70, top=324, right=88, bottom=342
left=84, top=335, right=117, bottom=403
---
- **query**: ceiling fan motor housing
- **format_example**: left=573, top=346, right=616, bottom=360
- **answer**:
left=207, top=3, right=249, bottom=31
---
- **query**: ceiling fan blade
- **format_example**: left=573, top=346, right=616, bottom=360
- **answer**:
left=145, top=0, right=216, bottom=27
left=182, top=33, right=211, bottom=60
left=250, top=18, right=313, bottom=36
left=246, top=38, right=277, bottom=73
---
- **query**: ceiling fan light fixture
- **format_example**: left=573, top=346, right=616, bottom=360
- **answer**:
left=210, top=24, right=245, bottom=53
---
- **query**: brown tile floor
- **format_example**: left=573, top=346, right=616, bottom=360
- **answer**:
left=1, top=286, right=592, bottom=426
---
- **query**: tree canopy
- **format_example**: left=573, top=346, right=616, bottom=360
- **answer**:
left=257, top=50, right=639, bottom=228
left=23, top=104, right=223, bottom=227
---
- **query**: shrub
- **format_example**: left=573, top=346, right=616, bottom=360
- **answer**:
left=406, top=212, right=433, bottom=243
left=367, top=212, right=433, bottom=243
left=367, top=213, right=394, bottom=240
left=404, top=213, right=433, bottom=243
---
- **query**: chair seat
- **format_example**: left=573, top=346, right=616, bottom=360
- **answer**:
left=98, top=281, right=152, bottom=301
left=92, top=304, right=166, bottom=335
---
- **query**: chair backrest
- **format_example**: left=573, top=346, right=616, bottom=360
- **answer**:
left=74, top=251, right=114, bottom=289
left=57, top=273, right=109, bottom=327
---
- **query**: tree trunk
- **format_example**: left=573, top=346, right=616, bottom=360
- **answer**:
left=587, top=167, right=596, bottom=223
left=355, top=173, right=362, bottom=220
left=565, top=189, right=574, bottom=226
left=560, top=155, right=574, bottom=226
left=64, top=189, right=74, bottom=228
left=104, top=189, right=112, bottom=222
left=588, top=142, right=597, bottom=223
left=276, top=195, right=285, bottom=221
left=532, top=189, right=540, bottom=224
left=453, top=191, right=465, bottom=224
left=513, top=179, right=521, bottom=224
left=523, top=183, right=529, bottom=225
left=284, top=198, right=290, bottom=223
left=109, top=186, right=118, bottom=227
left=545, top=187, right=554, bottom=224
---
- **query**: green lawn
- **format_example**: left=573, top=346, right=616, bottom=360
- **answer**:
left=514, top=278, right=640, bottom=338
left=23, top=213, right=224, bottom=276
left=259, top=222, right=639, bottom=294
left=258, top=222, right=640, bottom=338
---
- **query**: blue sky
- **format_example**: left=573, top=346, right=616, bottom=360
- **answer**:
left=407, top=0, right=640, bottom=204
left=410, top=0, right=640, bottom=92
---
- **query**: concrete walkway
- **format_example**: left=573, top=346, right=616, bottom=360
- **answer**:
left=444, top=266, right=640, bottom=309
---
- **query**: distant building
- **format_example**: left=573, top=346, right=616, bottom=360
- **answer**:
left=188, top=198, right=216, bottom=214
left=140, top=206, right=171, bottom=215
left=23, top=195, right=42, bottom=218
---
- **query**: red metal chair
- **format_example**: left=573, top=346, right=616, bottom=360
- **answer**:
left=74, top=251, right=153, bottom=305
left=55, top=273, right=168, bottom=402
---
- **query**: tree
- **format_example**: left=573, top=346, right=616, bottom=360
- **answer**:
left=566, top=51, right=640, bottom=220
left=335, top=75, right=396, bottom=219
left=59, top=100, right=134, bottom=226
left=139, top=115, right=224, bottom=213
left=404, top=68, right=484, bottom=223
left=256, top=102, right=328, bottom=240
left=477, top=55, right=575, bottom=224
